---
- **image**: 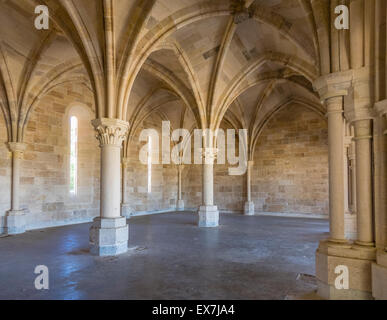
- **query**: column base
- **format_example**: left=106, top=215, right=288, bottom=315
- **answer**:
left=372, top=250, right=387, bottom=300
left=5, top=210, right=26, bottom=235
left=244, top=201, right=254, bottom=215
left=198, top=205, right=219, bottom=227
left=316, top=240, right=376, bottom=300
left=177, top=200, right=185, bottom=211
left=89, top=217, right=128, bottom=256
left=121, top=203, right=132, bottom=219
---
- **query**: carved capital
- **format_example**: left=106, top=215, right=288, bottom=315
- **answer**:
left=375, top=100, right=387, bottom=135
left=313, top=71, right=353, bottom=101
left=375, top=100, right=387, bottom=118
left=345, top=108, right=376, bottom=124
left=91, top=118, right=129, bottom=147
left=8, top=142, right=27, bottom=158
left=201, top=147, right=218, bottom=164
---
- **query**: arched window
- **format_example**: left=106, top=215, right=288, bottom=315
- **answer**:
left=147, top=136, right=152, bottom=193
left=69, top=116, right=78, bottom=195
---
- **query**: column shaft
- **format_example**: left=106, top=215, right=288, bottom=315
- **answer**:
left=354, top=119, right=374, bottom=245
left=247, top=161, right=251, bottom=202
left=101, top=145, right=121, bottom=218
left=327, top=97, right=346, bottom=242
left=11, top=151, right=21, bottom=211
left=178, top=165, right=182, bottom=201
left=203, top=162, right=214, bottom=206
left=122, top=158, right=129, bottom=204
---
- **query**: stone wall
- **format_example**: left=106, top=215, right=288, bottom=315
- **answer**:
left=124, top=116, right=178, bottom=214
left=0, top=82, right=100, bottom=232
left=182, top=104, right=328, bottom=216
left=252, top=104, right=329, bottom=216
left=1, top=95, right=329, bottom=230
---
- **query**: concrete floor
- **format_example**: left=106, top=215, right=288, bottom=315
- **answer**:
left=0, top=212, right=329, bottom=300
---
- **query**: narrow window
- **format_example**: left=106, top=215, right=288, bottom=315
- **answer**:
left=70, top=116, right=78, bottom=195
left=147, top=136, right=152, bottom=193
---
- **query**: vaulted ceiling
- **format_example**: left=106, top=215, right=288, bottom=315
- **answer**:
left=0, top=0, right=340, bottom=154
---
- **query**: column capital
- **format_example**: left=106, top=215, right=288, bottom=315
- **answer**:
left=91, top=118, right=129, bottom=147
left=201, top=147, right=218, bottom=164
left=375, top=100, right=387, bottom=117
left=345, top=108, right=376, bottom=124
left=313, top=71, right=353, bottom=101
left=8, top=142, right=27, bottom=153
left=247, top=160, right=254, bottom=166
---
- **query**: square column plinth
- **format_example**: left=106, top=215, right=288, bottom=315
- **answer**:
left=244, top=202, right=255, bottom=216
left=89, top=217, right=128, bottom=256
left=372, top=250, right=387, bottom=300
left=198, top=205, right=219, bottom=227
left=316, top=240, right=376, bottom=300
left=5, top=210, right=26, bottom=234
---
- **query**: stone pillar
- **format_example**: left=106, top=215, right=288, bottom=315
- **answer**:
left=198, top=148, right=219, bottom=227
left=353, top=119, right=374, bottom=247
left=244, top=160, right=254, bottom=215
left=6, top=142, right=27, bottom=234
left=372, top=101, right=387, bottom=300
left=326, top=96, right=347, bottom=243
left=344, top=133, right=357, bottom=240
left=345, top=139, right=357, bottom=240
left=177, top=164, right=184, bottom=211
left=121, top=157, right=131, bottom=218
left=90, top=118, right=129, bottom=256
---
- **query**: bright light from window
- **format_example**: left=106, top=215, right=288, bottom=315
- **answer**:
left=147, top=136, right=152, bottom=193
left=70, top=116, right=78, bottom=195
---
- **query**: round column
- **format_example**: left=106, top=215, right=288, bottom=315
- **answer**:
left=121, top=157, right=131, bottom=218
left=353, top=119, right=374, bottom=246
left=202, top=150, right=215, bottom=206
left=326, top=97, right=346, bottom=243
left=6, top=142, right=27, bottom=234
left=177, top=164, right=184, bottom=210
left=90, top=118, right=129, bottom=256
left=244, top=160, right=254, bottom=215
left=198, top=147, right=219, bottom=227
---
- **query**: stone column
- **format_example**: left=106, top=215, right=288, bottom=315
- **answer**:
left=314, top=72, right=352, bottom=246
left=244, top=160, right=254, bottom=215
left=326, top=96, right=347, bottom=243
left=6, top=142, right=27, bottom=234
left=344, top=132, right=357, bottom=240
left=372, top=101, right=387, bottom=300
left=121, top=157, right=131, bottom=218
left=198, top=148, right=219, bottom=227
left=345, top=139, right=357, bottom=240
left=353, top=119, right=374, bottom=246
left=349, top=141, right=357, bottom=214
left=177, top=164, right=184, bottom=211
left=90, top=118, right=129, bottom=256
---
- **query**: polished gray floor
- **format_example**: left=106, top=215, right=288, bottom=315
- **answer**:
left=0, top=212, right=328, bottom=300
